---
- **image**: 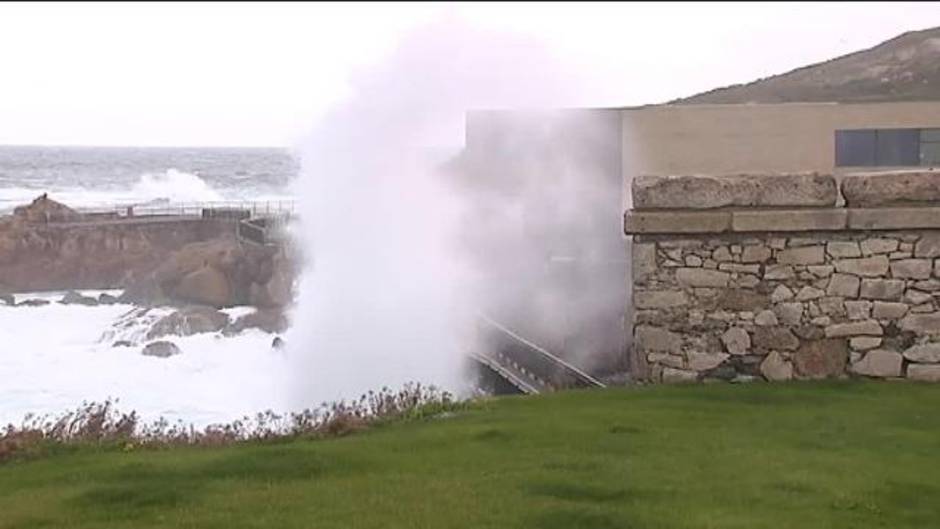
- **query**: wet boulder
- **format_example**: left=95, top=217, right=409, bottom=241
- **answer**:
left=98, top=293, right=120, bottom=305
left=60, top=290, right=99, bottom=306
left=16, top=298, right=49, bottom=307
left=141, top=341, right=182, bottom=358
left=146, top=307, right=230, bottom=340
left=223, top=308, right=289, bottom=335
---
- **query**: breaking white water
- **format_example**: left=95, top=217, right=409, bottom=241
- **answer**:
left=0, top=291, right=290, bottom=428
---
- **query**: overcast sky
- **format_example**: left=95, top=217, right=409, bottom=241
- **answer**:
left=0, top=2, right=937, bottom=147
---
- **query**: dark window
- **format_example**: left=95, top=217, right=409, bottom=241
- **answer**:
left=836, top=128, right=938, bottom=167
left=835, top=130, right=876, bottom=166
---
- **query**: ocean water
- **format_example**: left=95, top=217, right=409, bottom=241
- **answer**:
left=0, top=147, right=298, bottom=427
left=0, top=145, right=297, bottom=212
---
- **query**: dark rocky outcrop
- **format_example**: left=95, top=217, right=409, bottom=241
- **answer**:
left=223, top=308, right=289, bottom=335
left=146, top=307, right=230, bottom=340
left=141, top=341, right=182, bottom=358
left=98, top=293, right=119, bottom=305
left=16, top=299, right=49, bottom=307
left=60, top=290, right=98, bottom=306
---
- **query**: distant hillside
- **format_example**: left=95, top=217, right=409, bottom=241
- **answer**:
left=674, top=27, right=940, bottom=104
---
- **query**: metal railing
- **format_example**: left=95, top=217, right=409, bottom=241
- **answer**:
left=72, top=200, right=296, bottom=219
left=474, top=313, right=606, bottom=393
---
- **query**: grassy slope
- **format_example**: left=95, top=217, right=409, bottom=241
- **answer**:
left=1, top=381, right=939, bottom=529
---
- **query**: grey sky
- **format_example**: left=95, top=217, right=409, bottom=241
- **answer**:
left=0, top=2, right=937, bottom=147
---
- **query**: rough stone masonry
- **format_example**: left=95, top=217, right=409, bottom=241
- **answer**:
left=625, top=170, right=940, bottom=384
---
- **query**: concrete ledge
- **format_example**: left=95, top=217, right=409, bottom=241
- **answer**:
left=848, top=207, right=940, bottom=230
left=624, top=210, right=730, bottom=234
left=732, top=209, right=847, bottom=232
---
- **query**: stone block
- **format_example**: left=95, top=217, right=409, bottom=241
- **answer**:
left=764, top=264, right=796, bottom=280
left=635, top=325, right=682, bottom=352
left=760, top=351, right=794, bottom=381
left=904, top=289, right=934, bottom=306
left=687, top=351, right=730, bottom=372
left=842, top=170, right=940, bottom=207
left=635, top=290, right=689, bottom=309
left=915, top=234, right=940, bottom=258
left=834, top=255, right=889, bottom=277
left=850, top=349, right=903, bottom=378
left=771, top=285, right=795, bottom=303
left=899, top=313, right=940, bottom=335
left=741, top=245, right=772, bottom=263
left=808, top=265, right=835, bottom=278
left=796, top=286, right=825, bottom=301
left=844, top=300, right=873, bottom=320
left=827, top=241, right=861, bottom=258
left=718, top=263, right=761, bottom=274
left=716, top=289, right=769, bottom=311
left=792, top=339, right=848, bottom=379
left=754, top=310, right=778, bottom=326
left=871, top=301, right=909, bottom=320
left=859, top=279, right=905, bottom=301
left=647, top=352, right=685, bottom=369
left=848, top=207, right=940, bottom=230
left=890, top=259, right=933, bottom=279
left=861, top=238, right=899, bottom=256
left=721, top=327, right=751, bottom=355
left=633, top=173, right=838, bottom=210
left=625, top=210, right=730, bottom=234
left=732, top=209, right=846, bottom=232
left=774, top=303, right=804, bottom=326
left=633, top=243, right=657, bottom=285
left=776, top=246, right=825, bottom=265
left=849, top=337, right=882, bottom=351
left=827, top=273, right=860, bottom=298
left=908, top=364, right=940, bottom=382
left=824, top=320, right=883, bottom=338
left=676, top=268, right=730, bottom=288
left=902, top=343, right=940, bottom=363
left=752, top=326, right=800, bottom=351
left=662, top=367, right=698, bottom=384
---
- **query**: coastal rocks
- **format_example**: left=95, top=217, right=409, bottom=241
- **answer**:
left=16, top=298, right=49, bottom=307
left=146, top=307, right=230, bottom=340
left=12, top=194, right=80, bottom=223
left=60, top=290, right=98, bottom=306
left=223, top=308, right=289, bottom=335
left=98, top=293, right=119, bottom=305
left=173, top=265, right=232, bottom=308
left=141, top=341, right=182, bottom=358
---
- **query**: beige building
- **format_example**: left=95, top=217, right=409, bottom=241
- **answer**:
left=621, top=101, right=940, bottom=201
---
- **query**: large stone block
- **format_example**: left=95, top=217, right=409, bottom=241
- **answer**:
left=635, top=325, right=682, bottom=352
left=871, top=301, right=909, bottom=320
left=834, top=256, right=889, bottom=277
left=792, top=339, right=848, bottom=379
left=827, top=241, right=861, bottom=259
left=827, top=273, right=860, bottom=298
left=776, top=246, right=825, bottom=265
left=721, top=327, right=751, bottom=355
left=908, top=364, right=940, bottom=382
left=824, top=320, right=883, bottom=338
left=741, top=245, right=772, bottom=263
left=914, top=234, right=940, bottom=258
left=760, top=351, right=794, bottom=381
left=687, top=351, right=730, bottom=372
left=899, top=313, right=940, bottom=335
left=632, top=173, right=838, bottom=210
left=624, top=210, right=731, bottom=234
left=676, top=268, right=730, bottom=288
left=859, top=279, right=905, bottom=301
left=903, top=343, right=940, bottom=363
left=731, top=209, right=846, bottom=232
left=860, top=238, right=899, bottom=256
left=850, top=349, right=903, bottom=378
left=632, top=243, right=657, bottom=284
left=716, top=289, right=769, bottom=311
left=842, top=170, right=940, bottom=207
left=635, top=290, right=689, bottom=309
left=848, top=207, right=940, bottom=230
left=752, top=326, right=800, bottom=351
left=890, top=259, right=933, bottom=279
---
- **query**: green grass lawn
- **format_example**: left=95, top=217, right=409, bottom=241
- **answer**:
left=1, top=381, right=939, bottom=529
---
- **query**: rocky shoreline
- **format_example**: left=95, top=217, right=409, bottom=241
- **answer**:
left=1, top=195, right=298, bottom=356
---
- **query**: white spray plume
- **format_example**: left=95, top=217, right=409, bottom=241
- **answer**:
left=286, top=16, right=623, bottom=406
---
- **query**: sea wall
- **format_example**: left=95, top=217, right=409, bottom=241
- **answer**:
left=625, top=170, right=940, bottom=383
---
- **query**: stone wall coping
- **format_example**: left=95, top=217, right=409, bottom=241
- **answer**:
left=625, top=206, right=940, bottom=235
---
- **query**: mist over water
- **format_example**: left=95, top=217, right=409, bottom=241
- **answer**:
left=286, top=18, right=626, bottom=406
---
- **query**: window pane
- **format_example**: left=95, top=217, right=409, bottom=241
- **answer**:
left=835, top=130, right=876, bottom=166
left=922, top=142, right=940, bottom=166
left=920, top=128, right=940, bottom=143
left=875, top=129, right=920, bottom=166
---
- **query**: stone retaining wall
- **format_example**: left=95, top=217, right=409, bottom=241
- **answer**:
left=625, top=171, right=940, bottom=383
